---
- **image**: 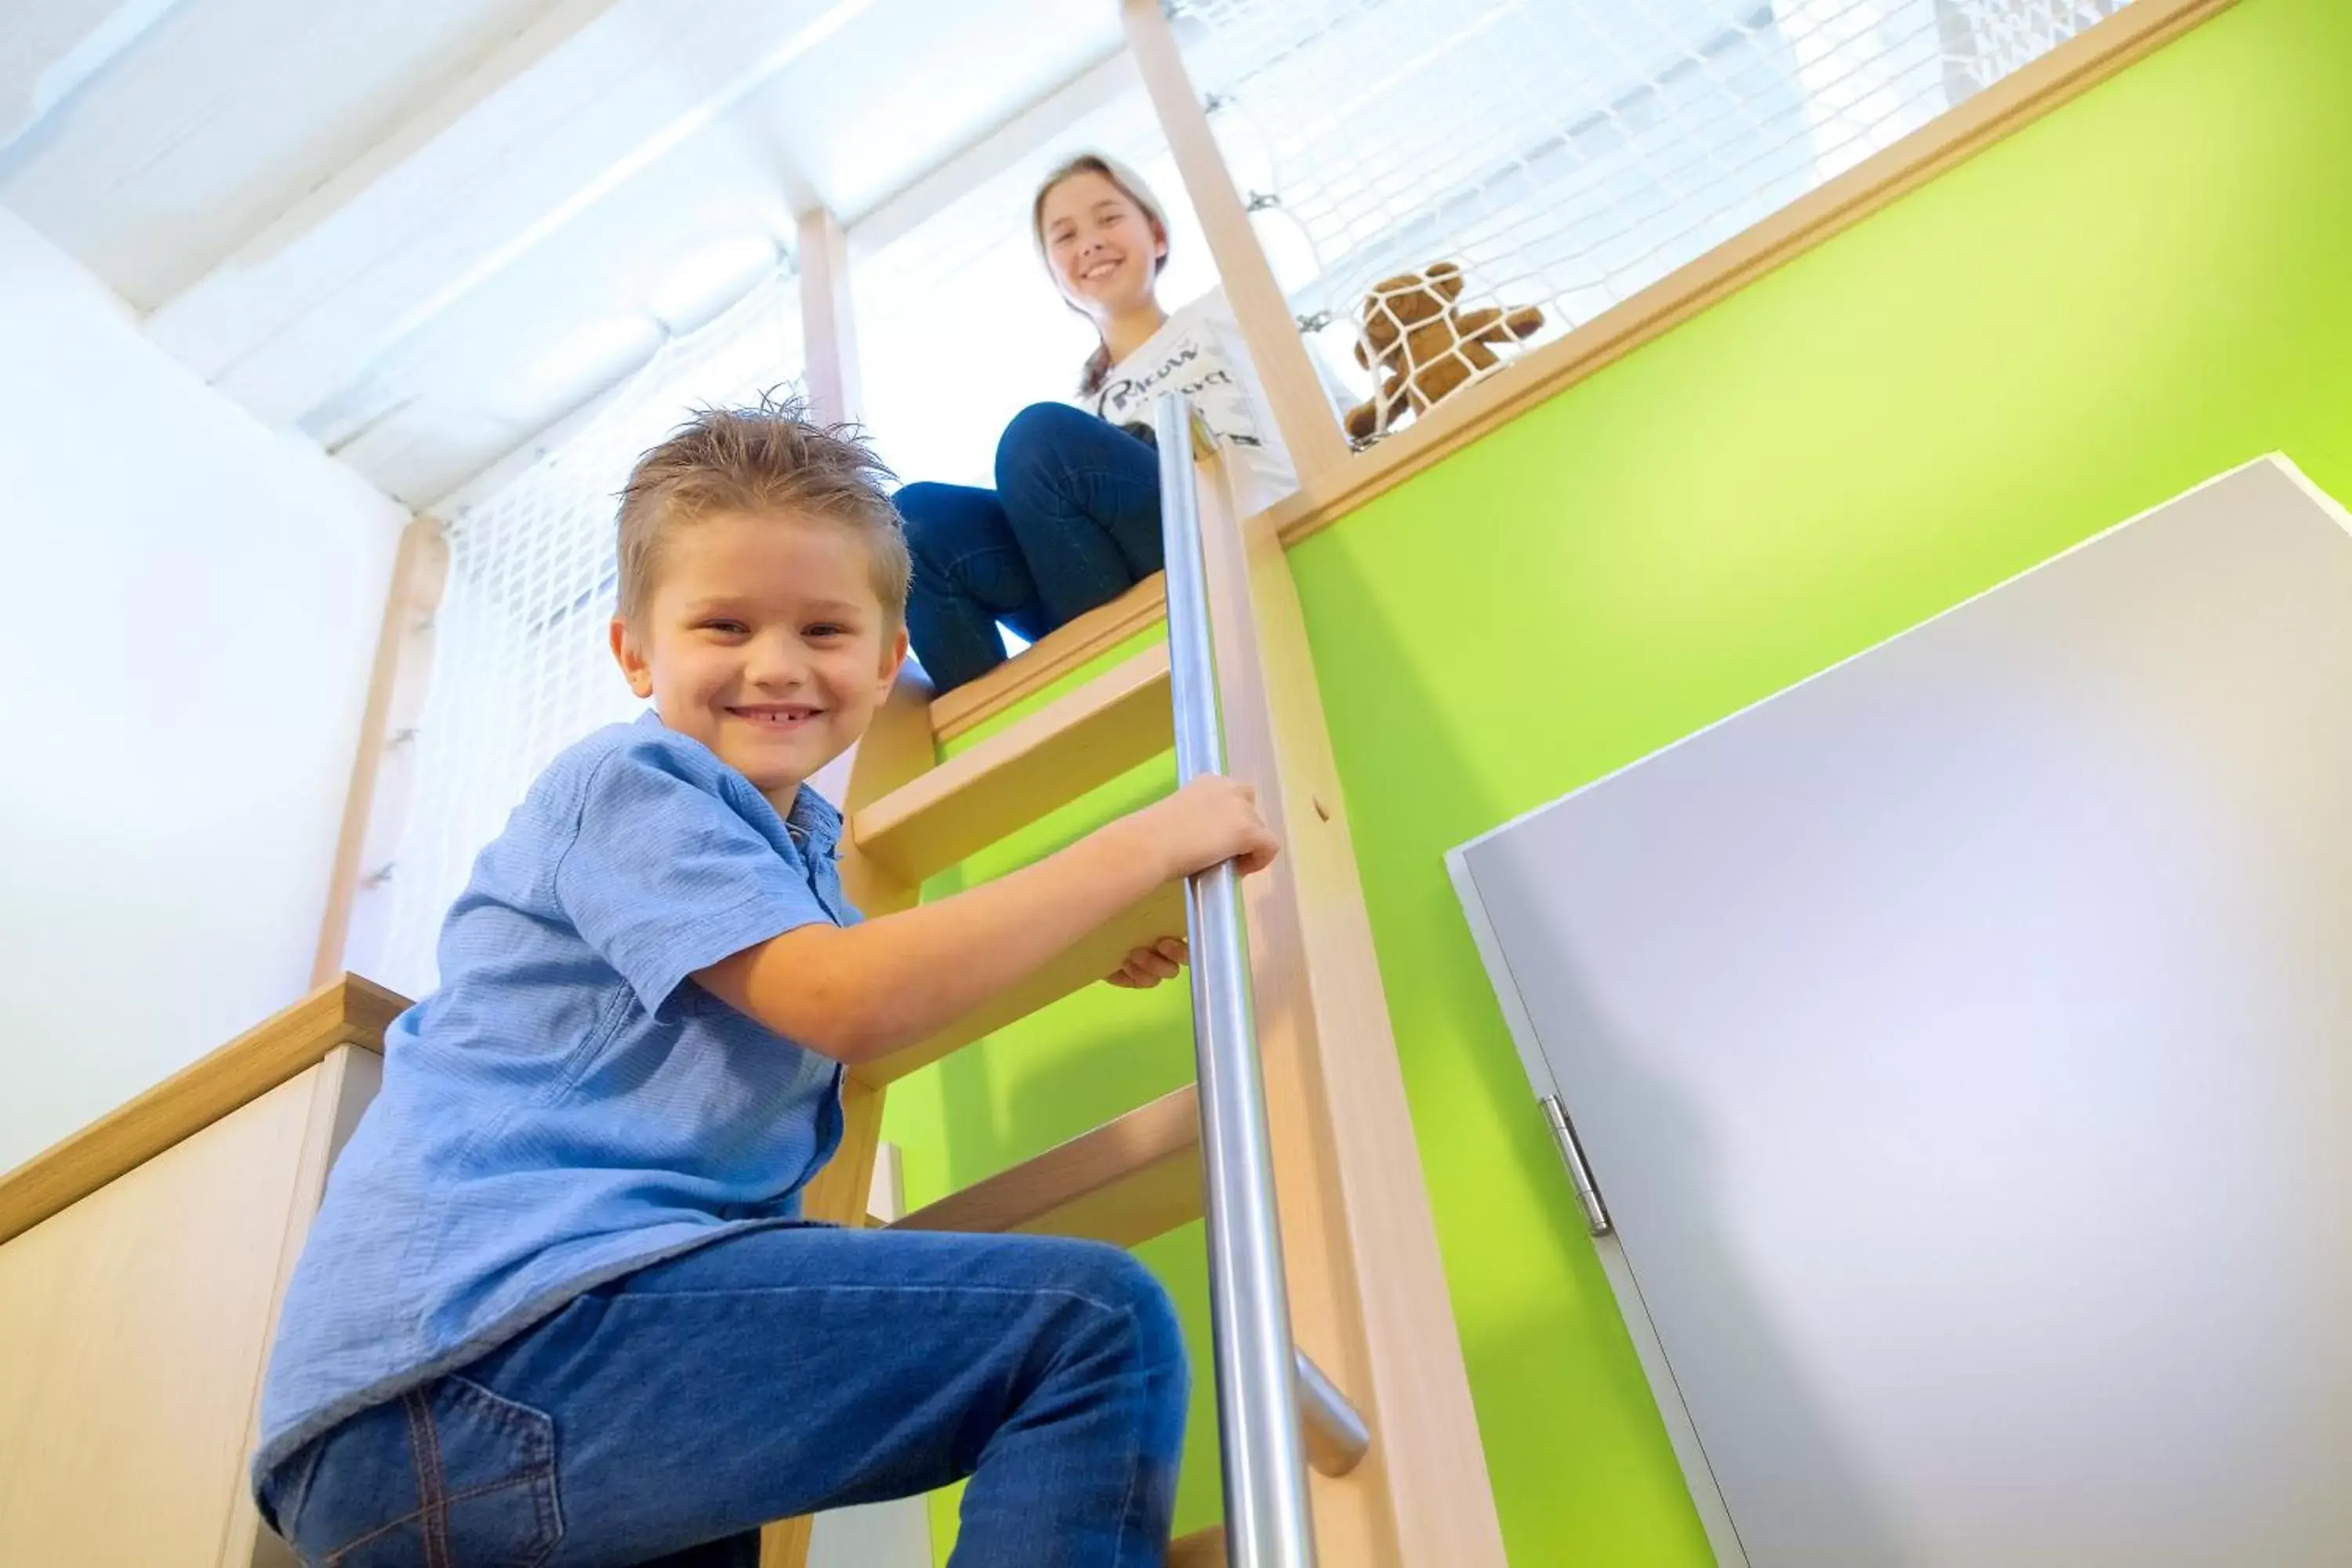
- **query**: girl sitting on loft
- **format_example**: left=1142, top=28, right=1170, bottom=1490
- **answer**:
left=895, top=152, right=1306, bottom=695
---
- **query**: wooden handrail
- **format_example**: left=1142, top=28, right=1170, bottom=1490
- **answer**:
left=0, top=975, right=408, bottom=1247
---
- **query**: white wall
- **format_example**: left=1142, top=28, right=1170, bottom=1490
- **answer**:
left=0, top=207, right=405, bottom=1173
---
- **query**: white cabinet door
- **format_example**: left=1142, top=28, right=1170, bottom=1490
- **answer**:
left=1452, top=458, right=2352, bottom=1566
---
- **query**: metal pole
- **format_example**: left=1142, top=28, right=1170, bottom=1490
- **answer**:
left=1156, top=391, right=1320, bottom=1568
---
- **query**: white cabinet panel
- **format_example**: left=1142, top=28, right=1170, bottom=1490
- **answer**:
left=1453, top=458, right=2352, bottom=1566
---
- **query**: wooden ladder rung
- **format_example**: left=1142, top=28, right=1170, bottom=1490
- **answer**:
left=852, top=880, right=1188, bottom=1087
left=929, top=573, right=1170, bottom=744
left=891, top=1085, right=1200, bottom=1248
left=1168, top=1526, right=1226, bottom=1566
left=854, top=644, right=1173, bottom=885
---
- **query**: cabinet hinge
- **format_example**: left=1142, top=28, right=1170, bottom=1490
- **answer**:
left=1540, top=1094, right=1612, bottom=1236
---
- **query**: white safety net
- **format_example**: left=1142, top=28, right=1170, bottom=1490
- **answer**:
left=1171, top=0, right=2130, bottom=440
left=372, top=270, right=808, bottom=1000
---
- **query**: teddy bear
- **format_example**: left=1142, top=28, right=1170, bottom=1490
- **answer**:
left=1342, top=262, right=1544, bottom=442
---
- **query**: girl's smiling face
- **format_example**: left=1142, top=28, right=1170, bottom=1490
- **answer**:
left=1038, top=169, right=1166, bottom=321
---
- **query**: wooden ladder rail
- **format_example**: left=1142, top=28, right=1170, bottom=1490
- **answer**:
left=1178, top=431, right=1506, bottom=1568
left=760, top=436, right=1504, bottom=1565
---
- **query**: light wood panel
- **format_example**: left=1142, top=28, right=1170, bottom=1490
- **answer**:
left=833, top=670, right=938, bottom=917
left=1192, top=453, right=1508, bottom=1567
left=851, top=880, right=1187, bottom=1090
left=0, top=975, right=405, bottom=1247
left=0, top=1066, right=325, bottom=1566
left=930, top=572, right=1167, bottom=744
left=855, top=644, right=1172, bottom=884
left=1121, top=0, right=1350, bottom=488
left=892, top=1085, right=1200, bottom=1249
left=223, top=1044, right=387, bottom=1568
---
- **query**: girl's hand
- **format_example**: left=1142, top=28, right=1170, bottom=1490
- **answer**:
left=1124, top=775, right=1280, bottom=882
left=1105, top=936, right=1189, bottom=989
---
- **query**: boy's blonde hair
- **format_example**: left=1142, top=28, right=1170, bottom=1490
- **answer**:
left=615, top=392, right=910, bottom=626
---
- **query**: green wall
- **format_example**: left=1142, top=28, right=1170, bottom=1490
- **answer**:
left=1285, top=0, right=2352, bottom=1561
left=887, top=0, right=2352, bottom=1559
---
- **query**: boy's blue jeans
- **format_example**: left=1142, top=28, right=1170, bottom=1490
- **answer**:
left=898, top=402, right=1162, bottom=694
left=258, top=1225, right=1189, bottom=1567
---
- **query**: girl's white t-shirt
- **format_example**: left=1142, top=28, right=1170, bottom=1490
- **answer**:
left=1089, top=288, right=1301, bottom=508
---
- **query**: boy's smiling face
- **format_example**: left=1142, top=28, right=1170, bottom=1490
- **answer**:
left=611, top=507, right=906, bottom=808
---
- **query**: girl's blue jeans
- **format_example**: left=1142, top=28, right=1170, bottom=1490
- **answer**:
left=898, top=402, right=1163, bottom=694
left=257, top=1225, right=1189, bottom=1567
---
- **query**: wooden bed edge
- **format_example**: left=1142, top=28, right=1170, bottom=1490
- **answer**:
left=0, top=974, right=408, bottom=1246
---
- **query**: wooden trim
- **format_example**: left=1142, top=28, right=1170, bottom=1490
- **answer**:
left=312, top=515, right=448, bottom=986
left=796, top=207, right=862, bottom=426
left=0, top=975, right=407, bottom=1247
left=798, top=671, right=932, bottom=1217
left=891, top=1085, right=1201, bottom=1248
left=856, top=644, right=1172, bottom=884
left=930, top=572, right=1168, bottom=743
left=833, top=671, right=938, bottom=916
left=1122, top=0, right=1352, bottom=486
left=1192, top=453, right=1508, bottom=1566
left=1258, top=0, right=2239, bottom=549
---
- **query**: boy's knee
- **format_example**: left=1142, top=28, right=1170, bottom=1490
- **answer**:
left=1016, top=1240, right=1189, bottom=1447
left=1053, top=1240, right=1184, bottom=1369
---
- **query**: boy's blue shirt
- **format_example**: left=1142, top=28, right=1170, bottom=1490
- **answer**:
left=255, top=712, right=858, bottom=1483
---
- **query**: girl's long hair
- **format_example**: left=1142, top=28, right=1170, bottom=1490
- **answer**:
left=1030, top=153, right=1171, bottom=397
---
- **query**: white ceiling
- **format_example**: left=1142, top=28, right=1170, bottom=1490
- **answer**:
left=0, top=0, right=1127, bottom=506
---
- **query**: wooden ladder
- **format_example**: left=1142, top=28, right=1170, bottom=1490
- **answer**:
left=761, top=416, right=1507, bottom=1568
